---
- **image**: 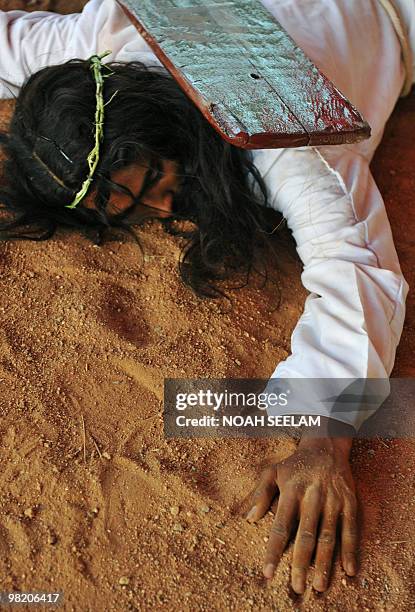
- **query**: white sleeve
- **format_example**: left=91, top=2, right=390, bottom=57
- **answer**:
left=0, top=0, right=158, bottom=100
left=254, top=144, right=409, bottom=430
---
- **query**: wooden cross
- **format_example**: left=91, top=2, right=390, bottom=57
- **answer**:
left=117, top=0, right=371, bottom=149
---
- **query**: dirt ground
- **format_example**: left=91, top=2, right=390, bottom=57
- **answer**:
left=0, top=1, right=414, bottom=611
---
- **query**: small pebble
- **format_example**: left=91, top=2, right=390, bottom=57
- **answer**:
left=102, top=452, right=111, bottom=460
left=119, top=576, right=130, bottom=586
left=200, top=505, right=210, bottom=514
left=173, top=523, right=184, bottom=533
left=170, top=506, right=180, bottom=517
left=24, top=507, right=35, bottom=519
left=341, top=578, right=347, bottom=587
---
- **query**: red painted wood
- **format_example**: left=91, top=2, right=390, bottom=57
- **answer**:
left=117, top=0, right=371, bottom=149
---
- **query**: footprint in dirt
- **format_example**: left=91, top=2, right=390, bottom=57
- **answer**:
left=96, top=283, right=150, bottom=347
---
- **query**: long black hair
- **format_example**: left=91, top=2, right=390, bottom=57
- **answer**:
left=0, top=59, right=274, bottom=296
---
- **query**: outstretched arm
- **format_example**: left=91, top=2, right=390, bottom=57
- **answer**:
left=259, top=144, right=408, bottom=429
left=247, top=142, right=408, bottom=592
left=0, top=0, right=156, bottom=100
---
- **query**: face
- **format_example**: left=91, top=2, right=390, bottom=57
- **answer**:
left=83, top=159, right=181, bottom=218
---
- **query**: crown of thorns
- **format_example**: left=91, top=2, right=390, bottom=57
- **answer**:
left=66, top=50, right=116, bottom=209
left=33, top=51, right=117, bottom=209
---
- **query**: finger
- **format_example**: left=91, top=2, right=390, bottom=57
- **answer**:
left=291, top=485, right=322, bottom=594
left=263, top=487, right=298, bottom=580
left=246, top=465, right=278, bottom=523
left=313, top=497, right=340, bottom=592
left=341, top=498, right=359, bottom=576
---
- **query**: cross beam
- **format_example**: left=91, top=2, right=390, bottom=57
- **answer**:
left=117, top=0, right=371, bottom=149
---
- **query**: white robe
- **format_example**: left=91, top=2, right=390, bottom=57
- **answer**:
left=0, top=0, right=413, bottom=429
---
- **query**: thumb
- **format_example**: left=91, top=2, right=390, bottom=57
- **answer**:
left=246, top=465, right=278, bottom=523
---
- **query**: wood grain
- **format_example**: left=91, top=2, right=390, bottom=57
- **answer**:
left=117, top=0, right=371, bottom=149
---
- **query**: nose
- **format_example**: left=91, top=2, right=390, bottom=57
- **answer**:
left=141, top=190, right=175, bottom=213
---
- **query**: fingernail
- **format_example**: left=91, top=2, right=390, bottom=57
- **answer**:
left=246, top=506, right=257, bottom=522
left=263, top=563, right=275, bottom=580
left=346, top=559, right=357, bottom=576
left=313, top=575, right=326, bottom=592
left=292, top=576, right=305, bottom=595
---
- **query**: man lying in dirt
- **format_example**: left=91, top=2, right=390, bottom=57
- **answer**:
left=0, top=0, right=413, bottom=595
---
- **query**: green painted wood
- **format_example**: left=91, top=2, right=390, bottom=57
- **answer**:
left=117, top=0, right=371, bottom=149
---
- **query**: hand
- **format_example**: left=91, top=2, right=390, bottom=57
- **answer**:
left=246, top=428, right=357, bottom=593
